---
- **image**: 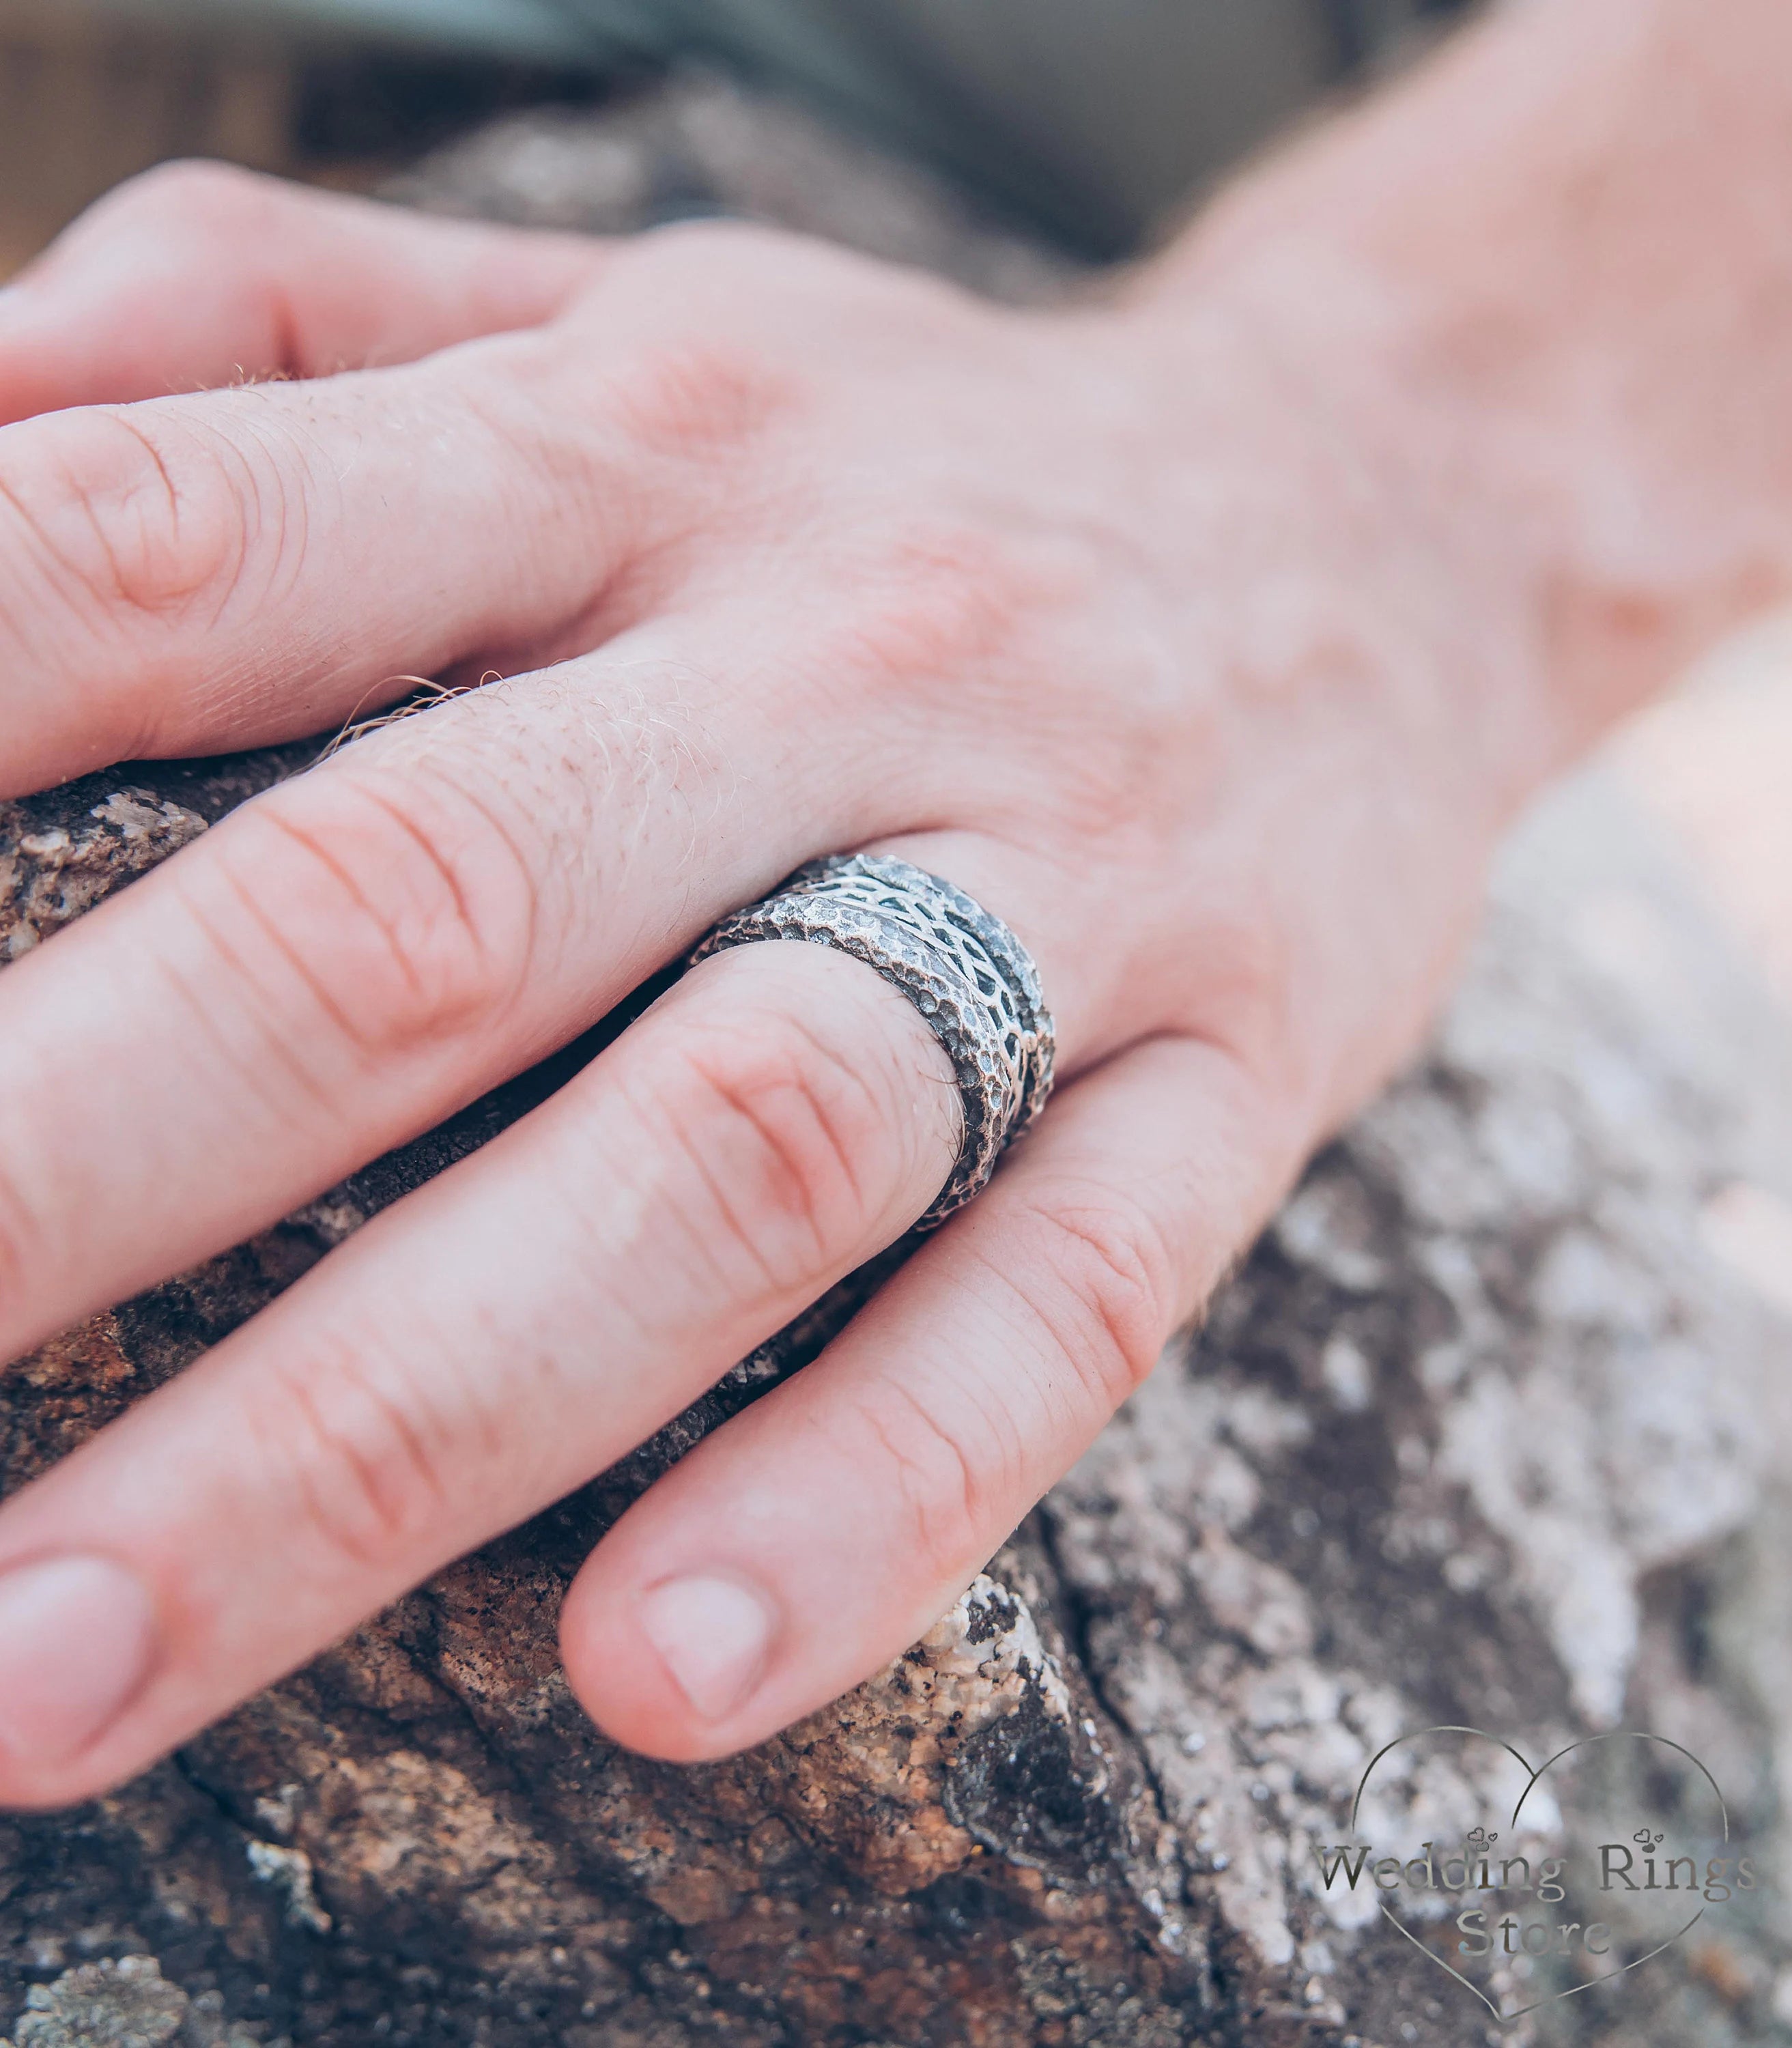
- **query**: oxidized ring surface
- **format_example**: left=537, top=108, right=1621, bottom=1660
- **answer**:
left=687, top=853, right=1055, bottom=1229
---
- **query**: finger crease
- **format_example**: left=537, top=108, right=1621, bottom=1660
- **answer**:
left=868, top=1377, right=982, bottom=1559
left=776, top=1012, right=888, bottom=1216
left=343, top=783, right=482, bottom=963
left=651, top=1087, right=794, bottom=1299
left=150, top=915, right=343, bottom=1126
left=277, top=1352, right=445, bottom=1568
left=211, top=850, right=383, bottom=1057
left=104, top=412, right=182, bottom=530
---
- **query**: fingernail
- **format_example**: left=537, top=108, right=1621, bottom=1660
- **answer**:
left=638, top=1573, right=774, bottom=1722
left=0, top=1555, right=156, bottom=1770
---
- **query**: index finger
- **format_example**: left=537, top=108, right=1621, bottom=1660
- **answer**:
left=0, top=162, right=608, bottom=426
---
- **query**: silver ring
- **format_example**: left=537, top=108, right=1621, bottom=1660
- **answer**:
left=687, top=853, right=1055, bottom=1229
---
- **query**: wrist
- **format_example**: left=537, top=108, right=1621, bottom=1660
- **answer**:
left=1094, top=243, right=1572, bottom=835
left=1122, top=0, right=1792, bottom=790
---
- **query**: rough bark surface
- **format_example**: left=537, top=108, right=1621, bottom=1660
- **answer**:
left=5, top=74, right=1792, bottom=2048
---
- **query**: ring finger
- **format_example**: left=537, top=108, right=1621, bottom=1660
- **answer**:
left=0, top=831, right=1109, bottom=1805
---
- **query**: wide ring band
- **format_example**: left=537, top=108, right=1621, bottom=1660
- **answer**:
left=687, top=853, right=1055, bottom=1229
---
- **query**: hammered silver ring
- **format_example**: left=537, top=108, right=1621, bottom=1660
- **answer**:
left=687, top=853, right=1055, bottom=1229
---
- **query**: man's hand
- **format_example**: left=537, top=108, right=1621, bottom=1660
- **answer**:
left=1, top=0, right=1789, bottom=1808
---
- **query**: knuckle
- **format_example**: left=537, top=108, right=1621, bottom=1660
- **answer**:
left=997, top=622, right=1204, bottom=857
left=603, top=332, right=788, bottom=461
left=1027, top=665, right=1194, bottom=853
left=0, top=406, right=274, bottom=638
left=617, top=216, right=886, bottom=307
left=1008, top=1186, right=1172, bottom=1409
left=816, top=517, right=1040, bottom=709
left=203, top=767, right=537, bottom=1065
left=89, top=157, right=271, bottom=236
left=612, top=216, right=791, bottom=289
left=253, top=1339, right=462, bottom=1575
left=649, top=1001, right=899, bottom=1296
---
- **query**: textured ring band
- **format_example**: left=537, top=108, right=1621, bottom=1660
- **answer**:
left=687, top=853, right=1056, bottom=1229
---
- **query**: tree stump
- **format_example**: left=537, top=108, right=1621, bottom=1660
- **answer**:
left=4, top=76, right=1792, bottom=2048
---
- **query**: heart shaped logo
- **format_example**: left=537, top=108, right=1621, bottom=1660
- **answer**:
left=1307, top=1726, right=1757, bottom=2026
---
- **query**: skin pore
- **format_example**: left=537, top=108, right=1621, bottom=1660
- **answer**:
left=0, top=0, right=1788, bottom=1803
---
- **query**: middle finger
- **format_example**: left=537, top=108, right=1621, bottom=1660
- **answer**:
left=0, top=636, right=856, bottom=1363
